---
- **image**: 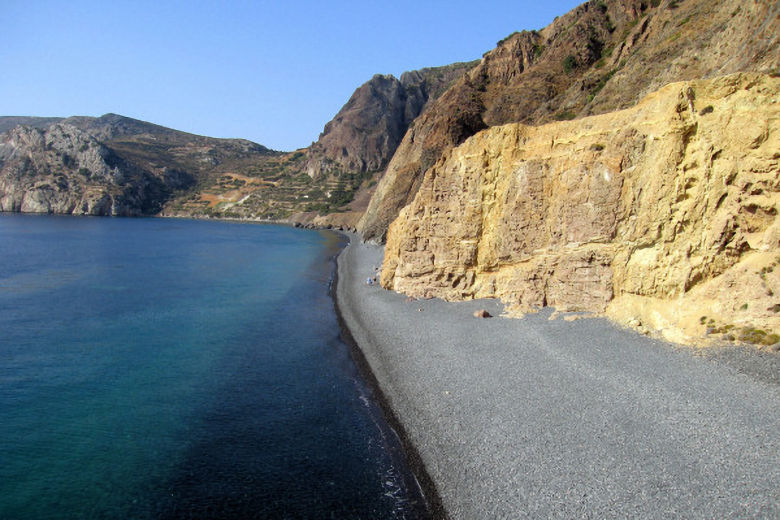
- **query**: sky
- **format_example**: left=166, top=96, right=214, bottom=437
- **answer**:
left=2, top=0, right=582, bottom=151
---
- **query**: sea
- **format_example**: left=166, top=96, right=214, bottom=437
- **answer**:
left=0, top=214, right=428, bottom=519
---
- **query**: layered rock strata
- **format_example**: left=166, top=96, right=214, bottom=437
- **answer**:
left=382, top=73, right=779, bottom=344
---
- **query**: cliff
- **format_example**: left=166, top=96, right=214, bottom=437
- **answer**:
left=382, top=73, right=779, bottom=346
left=304, top=74, right=424, bottom=180
left=0, top=114, right=276, bottom=217
left=0, top=123, right=175, bottom=215
left=360, top=0, right=780, bottom=241
left=305, top=63, right=478, bottom=180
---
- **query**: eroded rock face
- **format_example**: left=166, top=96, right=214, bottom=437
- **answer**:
left=382, top=73, right=779, bottom=344
left=304, top=63, right=477, bottom=181
left=304, top=74, right=424, bottom=179
left=309, top=74, right=423, bottom=178
left=0, top=123, right=169, bottom=215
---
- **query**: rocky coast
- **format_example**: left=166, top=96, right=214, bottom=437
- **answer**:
left=335, top=235, right=780, bottom=519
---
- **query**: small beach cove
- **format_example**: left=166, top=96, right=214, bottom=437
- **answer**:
left=335, top=234, right=780, bottom=519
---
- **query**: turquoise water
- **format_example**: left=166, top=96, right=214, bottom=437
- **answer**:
left=0, top=214, right=427, bottom=519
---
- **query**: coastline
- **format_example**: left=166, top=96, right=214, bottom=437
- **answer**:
left=334, top=235, right=780, bottom=518
left=331, top=233, right=447, bottom=520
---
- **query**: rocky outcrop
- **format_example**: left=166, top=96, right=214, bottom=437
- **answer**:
left=265, top=62, right=477, bottom=228
left=382, top=73, right=779, bottom=345
left=305, top=63, right=477, bottom=181
left=304, top=74, right=426, bottom=179
left=0, top=123, right=175, bottom=215
left=360, top=0, right=780, bottom=241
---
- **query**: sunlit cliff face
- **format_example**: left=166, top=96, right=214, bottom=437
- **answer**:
left=382, top=73, right=779, bottom=346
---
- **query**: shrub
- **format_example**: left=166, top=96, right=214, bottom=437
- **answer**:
left=562, top=55, right=578, bottom=73
left=738, top=327, right=780, bottom=346
left=554, top=111, right=577, bottom=121
left=587, top=69, right=617, bottom=102
left=497, top=31, right=520, bottom=46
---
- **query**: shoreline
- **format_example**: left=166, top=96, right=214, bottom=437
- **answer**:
left=331, top=232, right=447, bottom=520
left=334, top=234, right=780, bottom=518
left=1, top=210, right=356, bottom=234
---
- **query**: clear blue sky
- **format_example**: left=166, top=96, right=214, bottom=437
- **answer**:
left=2, top=0, right=582, bottom=151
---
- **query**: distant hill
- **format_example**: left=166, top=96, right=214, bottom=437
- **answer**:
left=0, top=113, right=276, bottom=216
left=0, top=116, right=64, bottom=133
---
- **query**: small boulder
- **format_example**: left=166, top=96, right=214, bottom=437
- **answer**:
left=473, top=309, right=492, bottom=318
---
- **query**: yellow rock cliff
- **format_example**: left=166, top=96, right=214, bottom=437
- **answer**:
left=382, top=73, right=779, bottom=346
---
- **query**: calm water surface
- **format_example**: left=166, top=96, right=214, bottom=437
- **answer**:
left=0, top=214, right=427, bottom=519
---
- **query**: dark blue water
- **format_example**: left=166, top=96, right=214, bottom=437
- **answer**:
left=0, top=214, right=427, bottom=519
